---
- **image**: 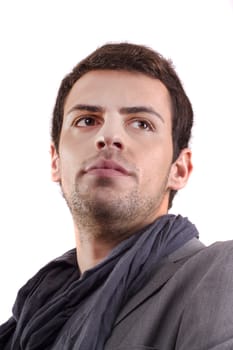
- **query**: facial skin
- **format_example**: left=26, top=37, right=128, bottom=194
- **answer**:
left=51, top=70, right=192, bottom=270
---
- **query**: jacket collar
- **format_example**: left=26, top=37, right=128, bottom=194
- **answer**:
left=114, top=237, right=205, bottom=325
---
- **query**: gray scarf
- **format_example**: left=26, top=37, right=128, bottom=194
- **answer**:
left=0, top=214, right=199, bottom=349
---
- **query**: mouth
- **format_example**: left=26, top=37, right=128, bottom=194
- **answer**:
left=84, top=159, right=130, bottom=177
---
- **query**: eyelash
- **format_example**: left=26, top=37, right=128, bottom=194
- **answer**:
left=73, top=116, right=99, bottom=127
left=73, top=116, right=155, bottom=132
left=130, top=119, right=154, bottom=131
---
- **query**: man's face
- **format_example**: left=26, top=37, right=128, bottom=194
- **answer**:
left=51, top=70, right=190, bottom=238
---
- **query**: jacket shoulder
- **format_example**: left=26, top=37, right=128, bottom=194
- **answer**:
left=175, top=240, right=233, bottom=349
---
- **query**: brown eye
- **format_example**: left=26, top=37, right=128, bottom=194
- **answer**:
left=74, top=117, right=97, bottom=127
left=131, top=120, right=153, bottom=131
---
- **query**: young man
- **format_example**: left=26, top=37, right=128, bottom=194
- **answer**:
left=1, top=43, right=233, bottom=349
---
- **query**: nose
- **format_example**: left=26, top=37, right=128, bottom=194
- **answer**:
left=95, top=135, right=123, bottom=150
left=95, top=118, right=125, bottom=151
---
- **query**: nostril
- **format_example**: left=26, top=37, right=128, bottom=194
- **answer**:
left=95, top=136, right=123, bottom=150
left=113, top=141, right=122, bottom=149
left=98, top=141, right=106, bottom=148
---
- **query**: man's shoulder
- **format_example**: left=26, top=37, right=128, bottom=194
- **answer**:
left=168, top=239, right=233, bottom=288
left=170, top=238, right=233, bottom=264
left=12, top=248, right=78, bottom=321
left=163, top=238, right=233, bottom=294
left=26, top=247, right=78, bottom=289
left=173, top=240, right=233, bottom=349
left=197, top=239, right=233, bottom=271
left=206, top=239, right=233, bottom=251
left=191, top=239, right=233, bottom=264
left=53, top=248, right=77, bottom=265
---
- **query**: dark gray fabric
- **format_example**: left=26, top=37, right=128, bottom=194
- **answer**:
left=104, top=239, right=233, bottom=350
left=0, top=214, right=198, bottom=349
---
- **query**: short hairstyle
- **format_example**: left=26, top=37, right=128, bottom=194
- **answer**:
left=51, top=42, right=193, bottom=208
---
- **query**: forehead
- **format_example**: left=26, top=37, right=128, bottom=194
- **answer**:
left=64, top=70, right=172, bottom=120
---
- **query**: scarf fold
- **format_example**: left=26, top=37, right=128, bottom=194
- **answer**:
left=1, top=214, right=199, bottom=349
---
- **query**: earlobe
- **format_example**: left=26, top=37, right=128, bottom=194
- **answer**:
left=50, top=143, right=61, bottom=182
left=168, top=148, right=192, bottom=191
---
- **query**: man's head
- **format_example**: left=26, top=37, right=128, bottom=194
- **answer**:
left=51, top=43, right=193, bottom=210
left=51, top=43, right=193, bottom=241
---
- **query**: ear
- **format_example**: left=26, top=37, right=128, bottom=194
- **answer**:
left=50, top=143, right=61, bottom=182
left=167, top=148, right=192, bottom=191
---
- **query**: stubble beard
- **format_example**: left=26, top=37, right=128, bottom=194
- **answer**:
left=62, top=174, right=170, bottom=244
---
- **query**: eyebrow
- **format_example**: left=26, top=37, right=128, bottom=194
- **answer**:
left=66, top=104, right=164, bottom=123
left=67, top=104, right=103, bottom=114
left=119, top=106, right=164, bottom=123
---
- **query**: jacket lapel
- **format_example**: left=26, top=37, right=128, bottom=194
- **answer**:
left=114, top=238, right=205, bottom=325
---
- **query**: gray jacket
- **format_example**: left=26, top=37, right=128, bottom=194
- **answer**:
left=1, top=238, right=233, bottom=349
left=105, top=238, right=233, bottom=349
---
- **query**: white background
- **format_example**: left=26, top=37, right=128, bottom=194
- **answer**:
left=0, top=0, right=233, bottom=323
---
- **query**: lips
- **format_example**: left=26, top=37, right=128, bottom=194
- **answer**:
left=84, top=159, right=130, bottom=176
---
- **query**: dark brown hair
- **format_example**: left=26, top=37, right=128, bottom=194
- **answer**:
left=51, top=42, right=193, bottom=208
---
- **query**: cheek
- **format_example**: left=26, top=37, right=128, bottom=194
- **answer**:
left=60, top=129, right=94, bottom=162
left=139, top=150, right=172, bottom=185
left=59, top=149, right=80, bottom=189
left=59, top=136, right=95, bottom=188
left=60, top=132, right=81, bottom=165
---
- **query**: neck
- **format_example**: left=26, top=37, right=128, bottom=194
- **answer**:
left=74, top=219, right=146, bottom=273
left=73, top=205, right=169, bottom=273
left=75, top=229, right=117, bottom=273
